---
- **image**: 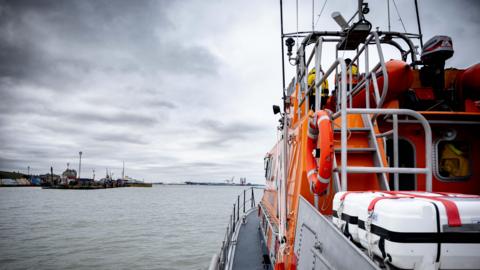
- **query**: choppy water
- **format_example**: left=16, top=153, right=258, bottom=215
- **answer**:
left=0, top=185, right=262, bottom=270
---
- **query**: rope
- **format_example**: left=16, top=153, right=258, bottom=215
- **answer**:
left=312, top=0, right=314, bottom=31
left=392, top=0, right=407, bottom=33
left=314, top=0, right=329, bottom=28
left=304, top=0, right=328, bottom=51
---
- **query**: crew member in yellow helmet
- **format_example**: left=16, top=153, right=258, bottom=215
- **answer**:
left=307, top=67, right=329, bottom=110
left=345, top=58, right=359, bottom=86
left=333, top=58, right=359, bottom=100
left=440, top=143, right=469, bottom=178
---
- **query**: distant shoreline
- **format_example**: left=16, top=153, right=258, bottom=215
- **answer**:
left=183, top=181, right=263, bottom=187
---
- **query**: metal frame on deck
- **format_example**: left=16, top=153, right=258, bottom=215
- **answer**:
left=290, top=25, right=434, bottom=193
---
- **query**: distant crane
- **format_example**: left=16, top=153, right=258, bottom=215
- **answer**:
left=78, top=151, right=82, bottom=179
left=240, top=177, right=247, bottom=185
left=225, top=176, right=235, bottom=184
left=122, top=161, right=125, bottom=180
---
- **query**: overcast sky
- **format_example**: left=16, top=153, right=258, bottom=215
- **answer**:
left=0, top=0, right=478, bottom=183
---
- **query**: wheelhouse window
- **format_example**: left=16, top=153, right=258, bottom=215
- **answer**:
left=264, top=156, right=273, bottom=181
left=436, top=140, right=471, bottom=180
left=264, top=157, right=270, bottom=179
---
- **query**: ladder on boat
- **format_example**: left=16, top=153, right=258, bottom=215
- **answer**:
left=298, top=31, right=433, bottom=192
left=331, top=114, right=390, bottom=192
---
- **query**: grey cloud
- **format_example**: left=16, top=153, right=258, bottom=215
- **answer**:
left=0, top=0, right=271, bottom=181
left=0, top=92, right=54, bottom=118
left=0, top=0, right=477, bottom=183
left=200, top=119, right=263, bottom=136
left=138, top=159, right=262, bottom=182
left=187, top=161, right=224, bottom=168
left=93, top=133, right=147, bottom=145
left=1, top=106, right=158, bottom=128
left=65, top=111, right=158, bottom=126
left=197, top=119, right=266, bottom=148
left=145, top=162, right=223, bottom=171
left=33, top=122, right=83, bottom=135
left=161, top=44, right=220, bottom=75
left=0, top=156, right=24, bottom=169
left=0, top=143, right=79, bottom=173
left=0, top=0, right=220, bottom=86
left=147, top=100, right=177, bottom=109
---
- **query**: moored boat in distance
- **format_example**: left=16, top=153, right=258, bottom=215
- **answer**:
left=41, top=164, right=151, bottom=189
left=210, top=1, right=480, bottom=269
left=124, top=176, right=153, bottom=187
left=185, top=176, right=262, bottom=186
left=127, top=181, right=153, bottom=188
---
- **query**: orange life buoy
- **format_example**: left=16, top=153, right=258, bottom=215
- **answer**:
left=306, top=110, right=334, bottom=195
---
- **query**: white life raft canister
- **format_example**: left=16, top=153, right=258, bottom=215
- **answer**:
left=333, top=191, right=480, bottom=270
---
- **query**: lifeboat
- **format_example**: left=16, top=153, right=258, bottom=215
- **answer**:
left=212, top=1, right=480, bottom=270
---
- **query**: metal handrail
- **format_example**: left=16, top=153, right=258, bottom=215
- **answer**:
left=298, top=32, right=389, bottom=113
left=291, top=31, right=432, bottom=194
left=332, top=108, right=433, bottom=192
left=342, top=31, right=389, bottom=110
left=215, top=187, right=261, bottom=270
left=258, top=201, right=279, bottom=235
left=257, top=201, right=279, bottom=266
left=299, top=58, right=346, bottom=107
left=325, top=33, right=432, bottom=192
left=289, top=29, right=422, bottom=110
left=325, top=32, right=432, bottom=193
left=294, top=30, right=432, bottom=193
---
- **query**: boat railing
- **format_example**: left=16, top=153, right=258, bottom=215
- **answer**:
left=332, top=89, right=433, bottom=192
left=341, top=31, right=389, bottom=110
left=295, top=31, right=432, bottom=193
left=257, top=199, right=279, bottom=266
left=325, top=33, right=432, bottom=192
left=214, top=187, right=260, bottom=270
left=297, top=31, right=389, bottom=116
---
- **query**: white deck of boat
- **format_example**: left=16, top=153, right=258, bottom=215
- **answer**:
left=232, top=210, right=269, bottom=270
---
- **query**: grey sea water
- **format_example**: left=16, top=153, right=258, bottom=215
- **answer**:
left=0, top=185, right=262, bottom=270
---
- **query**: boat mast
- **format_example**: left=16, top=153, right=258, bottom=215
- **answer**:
left=280, top=0, right=286, bottom=109
left=414, top=0, right=423, bottom=46
left=278, top=0, right=289, bottom=261
left=387, top=0, right=391, bottom=31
